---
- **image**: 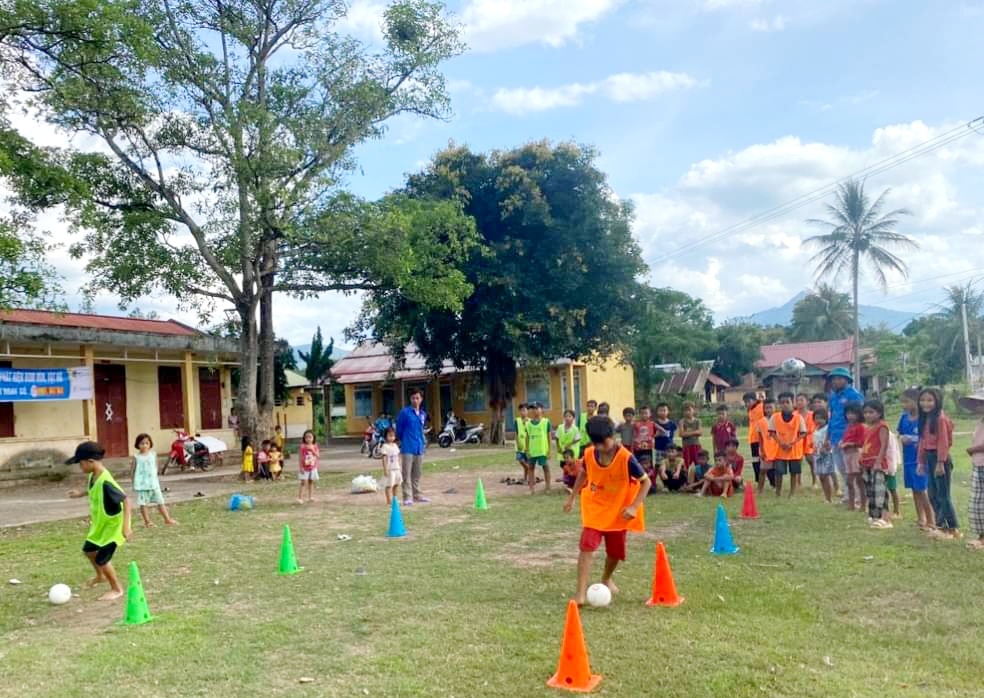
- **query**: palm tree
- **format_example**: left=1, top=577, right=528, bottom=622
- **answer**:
left=805, top=179, right=917, bottom=381
left=789, top=283, right=853, bottom=341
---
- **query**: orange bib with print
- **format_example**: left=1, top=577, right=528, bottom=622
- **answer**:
left=772, top=412, right=804, bottom=460
left=580, top=446, right=645, bottom=533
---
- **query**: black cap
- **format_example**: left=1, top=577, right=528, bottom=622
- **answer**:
left=65, top=441, right=106, bottom=464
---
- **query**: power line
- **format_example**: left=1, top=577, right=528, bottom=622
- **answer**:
left=650, top=115, right=984, bottom=265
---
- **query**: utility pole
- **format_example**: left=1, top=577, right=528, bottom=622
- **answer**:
left=962, top=300, right=974, bottom=388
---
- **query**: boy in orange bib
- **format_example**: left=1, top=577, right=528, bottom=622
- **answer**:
left=564, top=416, right=651, bottom=606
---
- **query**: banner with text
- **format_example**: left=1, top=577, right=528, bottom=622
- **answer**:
left=0, top=367, right=93, bottom=402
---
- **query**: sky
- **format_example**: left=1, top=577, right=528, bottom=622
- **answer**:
left=18, top=0, right=984, bottom=347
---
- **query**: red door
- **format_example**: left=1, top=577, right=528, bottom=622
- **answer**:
left=0, top=361, right=13, bottom=437
left=199, top=368, right=222, bottom=430
left=95, top=364, right=129, bottom=457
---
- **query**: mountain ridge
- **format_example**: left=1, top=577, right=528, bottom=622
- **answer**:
left=737, top=291, right=917, bottom=332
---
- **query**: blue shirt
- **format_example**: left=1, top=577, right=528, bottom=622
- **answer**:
left=897, top=412, right=919, bottom=466
left=654, top=419, right=677, bottom=451
left=827, top=385, right=864, bottom=445
left=396, top=406, right=428, bottom=456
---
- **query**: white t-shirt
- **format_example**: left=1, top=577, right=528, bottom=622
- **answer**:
left=813, top=425, right=829, bottom=454
left=380, top=442, right=401, bottom=472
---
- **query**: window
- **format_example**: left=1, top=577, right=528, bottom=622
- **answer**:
left=354, top=387, right=373, bottom=417
left=157, top=366, right=185, bottom=429
left=295, top=395, right=305, bottom=407
left=463, top=380, right=487, bottom=412
left=525, top=374, right=551, bottom=409
left=381, top=388, right=396, bottom=417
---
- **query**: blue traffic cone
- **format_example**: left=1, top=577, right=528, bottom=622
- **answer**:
left=387, top=497, right=407, bottom=538
left=711, top=502, right=740, bottom=555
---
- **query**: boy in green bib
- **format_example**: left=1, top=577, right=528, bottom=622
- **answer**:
left=527, top=402, right=553, bottom=494
left=67, top=442, right=132, bottom=601
left=515, top=402, right=530, bottom=485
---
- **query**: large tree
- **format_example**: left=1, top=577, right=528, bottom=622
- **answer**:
left=629, top=286, right=715, bottom=400
left=708, top=322, right=765, bottom=386
left=0, top=214, right=62, bottom=309
left=300, top=326, right=335, bottom=384
left=805, top=179, right=917, bottom=381
left=0, top=0, right=464, bottom=438
left=356, top=141, right=646, bottom=442
left=789, top=283, right=852, bottom=341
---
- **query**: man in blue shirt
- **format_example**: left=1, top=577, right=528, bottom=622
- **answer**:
left=826, top=367, right=864, bottom=504
left=396, top=388, right=429, bottom=506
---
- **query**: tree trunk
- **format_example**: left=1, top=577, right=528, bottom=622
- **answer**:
left=853, top=246, right=861, bottom=387
left=237, top=297, right=260, bottom=444
left=484, top=349, right=518, bottom=446
left=256, top=240, right=277, bottom=439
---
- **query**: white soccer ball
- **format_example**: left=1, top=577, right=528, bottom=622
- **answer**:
left=780, top=357, right=806, bottom=375
left=586, top=583, right=612, bottom=608
left=48, top=583, right=72, bottom=605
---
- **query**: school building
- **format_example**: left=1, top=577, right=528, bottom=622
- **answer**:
left=329, top=342, right=635, bottom=436
left=275, top=369, right=317, bottom=439
left=0, top=309, right=239, bottom=483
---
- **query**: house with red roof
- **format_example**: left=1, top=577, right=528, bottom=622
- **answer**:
left=0, top=308, right=240, bottom=482
left=754, top=337, right=879, bottom=396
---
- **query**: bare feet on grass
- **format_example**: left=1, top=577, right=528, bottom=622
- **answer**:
left=98, top=590, right=124, bottom=601
left=83, top=576, right=103, bottom=589
left=165, top=519, right=178, bottom=526
left=604, top=580, right=620, bottom=595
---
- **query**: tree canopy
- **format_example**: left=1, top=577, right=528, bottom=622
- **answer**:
left=789, top=284, right=852, bottom=341
left=0, top=215, right=62, bottom=309
left=356, top=141, right=646, bottom=439
left=707, top=322, right=767, bottom=386
left=300, top=327, right=335, bottom=384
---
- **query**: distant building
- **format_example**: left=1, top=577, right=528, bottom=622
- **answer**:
left=274, top=369, right=318, bottom=439
left=754, top=337, right=881, bottom=395
left=651, top=361, right=730, bottom=404
left=329, top=342, right=635, bottom=436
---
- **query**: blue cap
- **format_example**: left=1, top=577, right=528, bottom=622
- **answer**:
left=827, top=367, right=853, bottom=382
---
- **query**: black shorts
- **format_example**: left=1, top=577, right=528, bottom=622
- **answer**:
left=773, top=460, right=802, bottom=476
left=751, top=443, right=761, bottom=462
left=82, top=541, right=118, bottom=566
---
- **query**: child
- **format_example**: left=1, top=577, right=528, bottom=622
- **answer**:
left=744, top=392, right=765, bottom=484
left=684, top=449, right=711, bottom=492
left=577, top=399, right=598, bottom=456
left=515, top=403, right=530, bottom=485
left=917, top=388, right=959, bottom=538
left=297, top=429, right=320, bottom=504
left=860, top=400, right=892, bottom=528
left=241, top=438, right=255, bottom=481
left=711, top=405, right=737, bottom=457
left=679, top=402, right=703, bottom=466
left=812, top=410, right=836, bottom=503
left=273, top=425, right=285, bottom=451
left=378, top=427, right=403, bottom=505
left=840, top=403, right=867, bottom=512
left=899, top=389, right=932, bottom=529
left=755, top=398, right=778, bottom=495
left=556, top=409, right=582, bottom=461
left=813, top=393, right=838, bottom=495
left=526, top=402, right=553, bottom=494
left=959, top=392, right=984, bottom=550
left=560, top=448, right=581, bottom=493
left=564, top=416, right=650, bottom=606
left=632, top=406, right=656, bottom=475
left=769, top=392, right=806, bottom=497
left=617, top=407, right=635, bottom=450
left=66, top=442, right=133, bottom=601
left=256, top=440, right=272, bottom=481
left=130, top=434, right=176, bottom=527
left=724, top=439, right=745, bottom=491
left=653, top=403, right=677, bottom=464
left=659, top=444, right=688, bottom=492
left=269, top=444, right=283, bottom=481
left=796, top=393, right=817, bottom=489
left=698, top=453, right=735, bottom=498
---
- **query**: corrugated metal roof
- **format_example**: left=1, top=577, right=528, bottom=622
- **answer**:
left=654, top=361, right=729, bottom=395
left=285, top=369, right=311, bottom=389
left=0, top=309, right=199, bottom=337
left=329, top=342, right=462, bottom=385
left=756, top=338, right=855, bottom=369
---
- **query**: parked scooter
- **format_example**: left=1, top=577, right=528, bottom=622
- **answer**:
left=437, top=413, right=484, bottom=448
left=160, top=431, right=211, bottom=474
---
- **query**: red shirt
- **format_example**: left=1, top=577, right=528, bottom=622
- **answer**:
left=711, top=420, right=737, bottom=454
left=725, top=453, right=744, bottom=479
left=917, top=413, right=953, bottom=466
left=840, top=423, right=865, bottom=450
left=860, top=421, right=889, bottom=470
left=632, top=420, right=656, bottom=452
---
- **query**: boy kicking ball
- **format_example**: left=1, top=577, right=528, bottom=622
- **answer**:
left=66, top=442, right=133, bottom=601
left=564, top=416, right=651, bottom=606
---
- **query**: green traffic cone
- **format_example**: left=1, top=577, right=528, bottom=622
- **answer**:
left=474, top=478, right=489, bottom=511
left=278, top=524, right=302, bottom=575
left=122, top=561, right=153, bottom=625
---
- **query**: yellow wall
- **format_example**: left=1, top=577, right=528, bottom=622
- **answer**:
left=583, top=356, right=636, bottom=420
left=275, top=387, right=314, bottom=439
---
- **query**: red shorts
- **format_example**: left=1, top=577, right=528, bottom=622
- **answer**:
left=579, top=528, right=627, bottom=561
left=683, top=444, right=702, bottom=466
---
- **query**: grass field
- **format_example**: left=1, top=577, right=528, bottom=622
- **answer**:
left=2, top=427, right=984, bottom=698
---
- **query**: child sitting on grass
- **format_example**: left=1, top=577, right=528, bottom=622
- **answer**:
left=564, top=416, right=650, bottom=606
left=698, top=453, right=735, bottom=498
left=256, top=439, right=272, bottom=480
left=130, top=433, right=176, bottom=527
left=378, top=427, right=403, bottom=505
left=561, top=448, right=581, bottom=493
left=269, top=444, right=283, bottom=481
left=684, top=449, right=711, bottom=492
left=67, top=442, right=133, bottom=601
left=660, top=444, right=688, bottom=492
left=812, top=410, right=835, bottom=503
left=724, top=439, right=745, bottom=491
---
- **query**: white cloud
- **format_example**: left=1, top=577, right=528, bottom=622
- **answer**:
left=335, top=0, right=387, bottom=43
left=490, top=70, right=701, bottom=115
left=461, top=0, right=622, bottom=52
left=749, top=14, right=786, bottom=31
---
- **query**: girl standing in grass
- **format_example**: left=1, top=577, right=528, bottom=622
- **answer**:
left=378, top=428, right=403, bottom=505
left=130, top=434, right=177, bottom=527
left=958, top=392, right=984, bottom=550
left=812, top=409, right=835, bottom=503
left=917, top=388, right=959, bottom=539
left=297, top=429, right=320, bottom=504
left=241, top=437, right=255, bottom=481
left=860, top=400, right=892, bottom=529
left=839, top=403, right=867, bottom=512
left=269, top=444, right=283, bottom=481
left=899, top=388, right=932, bottom=529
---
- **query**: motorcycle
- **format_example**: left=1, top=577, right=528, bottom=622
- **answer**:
left=437, top=414, right=484, bottom=448
left=160, top=431, right=211, bottom=474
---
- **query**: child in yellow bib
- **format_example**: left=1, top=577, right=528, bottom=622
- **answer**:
left=67, top=442, right=132, bottom=601
left=564, top=416, right=650, bottom=606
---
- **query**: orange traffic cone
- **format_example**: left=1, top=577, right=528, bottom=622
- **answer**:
left=546, top=600, right=603, bottom=693
left=645, top=541, right=685, bottom=607
left=740, top=484, right=759, bottom=519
